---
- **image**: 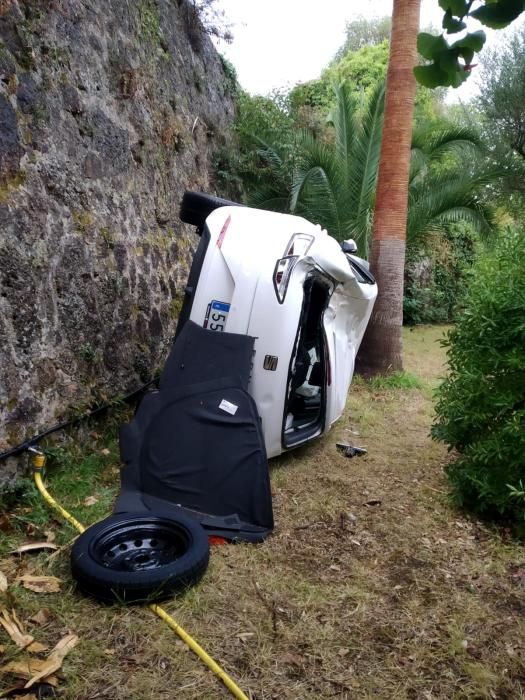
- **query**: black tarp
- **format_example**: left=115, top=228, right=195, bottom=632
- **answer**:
left=115, top=321, right=273, bottom=542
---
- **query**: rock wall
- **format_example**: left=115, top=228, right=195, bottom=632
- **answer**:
left=0, top=0, right=235, bottom=470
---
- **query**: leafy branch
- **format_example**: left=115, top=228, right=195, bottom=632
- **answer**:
left=415, top=0, right=525, bottom=88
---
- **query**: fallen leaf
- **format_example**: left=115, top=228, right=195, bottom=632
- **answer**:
left=0, top=514, right=11, bottom=531
left=7, top=610, right=47, bottom=653
left=43, top=530, right=56, bottom=543
left=0, top=658, right=59, bottom=686
left=100, top=448, right=110, bottom=456
left=236, top=632, right=255, bottom=642
left=0, top=608, right=34, bottom=649
left=29, top=609, right=52, bottom=627
left=0, top=571, right=7, bottom=593
left=83, top=496, right=98, bottom=507
left=25, top=633, right=79, bottom=688
left=17, top=576, right=62, bottom=594
left=11, top=543, right=58, bottom=555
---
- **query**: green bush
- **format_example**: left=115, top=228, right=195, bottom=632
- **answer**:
left=432, top=230, right=525, bottom=526
left=403, top=224, right=477, bottom=326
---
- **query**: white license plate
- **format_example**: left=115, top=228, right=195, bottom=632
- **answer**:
left=203, top=300, right=230, bottom=332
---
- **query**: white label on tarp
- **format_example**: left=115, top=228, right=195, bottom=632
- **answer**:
left=219, top=399, right=238, bottom=415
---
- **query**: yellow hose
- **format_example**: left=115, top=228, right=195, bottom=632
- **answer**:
left=31, top=453, right=249, bottom=700
left=34, top=471, right=86, bottom=534
left=150, top=604, right=248, bottom=699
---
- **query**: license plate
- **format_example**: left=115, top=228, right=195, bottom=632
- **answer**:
left=203, top=300, right=230, bottom=332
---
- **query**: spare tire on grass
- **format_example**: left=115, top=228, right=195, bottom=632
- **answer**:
left=71, top=512, right=209, bottom=604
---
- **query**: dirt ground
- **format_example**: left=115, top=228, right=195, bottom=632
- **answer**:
left=1, top=325, right=524, bottom=699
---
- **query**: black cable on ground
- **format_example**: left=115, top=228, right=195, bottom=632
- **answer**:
left=0, top=377, right=158, bottom=462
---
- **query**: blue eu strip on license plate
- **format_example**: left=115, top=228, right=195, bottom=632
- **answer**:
left=204, top=300, right=230, bottom=331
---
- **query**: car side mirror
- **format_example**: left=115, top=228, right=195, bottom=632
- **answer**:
left=341, top=239, right=358, bottom=254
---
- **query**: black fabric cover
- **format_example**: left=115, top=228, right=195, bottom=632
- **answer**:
left=160, top=317, right=253, bottom=391
left=116, top=322, right=273, bottom=542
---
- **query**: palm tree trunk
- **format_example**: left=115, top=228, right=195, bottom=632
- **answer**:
left=357, top=0, right=421, bottom=375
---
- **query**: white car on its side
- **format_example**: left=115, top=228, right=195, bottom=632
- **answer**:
left=177, top=192, right=378, bottom=459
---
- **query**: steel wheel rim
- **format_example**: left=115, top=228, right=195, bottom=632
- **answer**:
left=91, top=519, right=190, bottom=572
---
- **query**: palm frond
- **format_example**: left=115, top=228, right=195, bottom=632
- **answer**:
left=409, top=147, right=428, bottom=185
left=327, top=83, right=358, bottom=188
left=412, top=124, right=483, bottom=163
left=290, top=131, right=344, bottom=237
left=247, top=188, right=290, bottom=212
left=407, top=167, right=500, bottom=246
left=251, top=134, right=286, bottom=172
left=346, top=81, right=385, bottom=254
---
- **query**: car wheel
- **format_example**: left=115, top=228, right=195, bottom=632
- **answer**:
left=179, top=191, right=241, bottom=228
left=71, top=512, right=209, bottom=604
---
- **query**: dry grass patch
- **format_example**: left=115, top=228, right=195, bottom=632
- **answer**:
left=1, top=326, right=524, bottom=698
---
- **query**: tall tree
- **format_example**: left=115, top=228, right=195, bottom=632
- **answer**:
left=357, top=0, right=421, bottom=375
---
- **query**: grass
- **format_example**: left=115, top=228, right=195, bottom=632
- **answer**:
left=1, top=325, right=525, bottom=699
left=364, top=369, right=423, bottom=391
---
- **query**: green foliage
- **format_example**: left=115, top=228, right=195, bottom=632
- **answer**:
left=477, top=23, right=525, bottom=162
left=248, top=84, right=498, bottom=259
left=470, top=0, right=525, bottom=28
left=333, top=15, right=391, bottom=59
left=414, top=30, right=486, bottom=88
left=250, top=82, right=386, bottom=256
left=326, top=41, right=390, bottom=94
left=289, top=16, right=391, bottom=116
left=432, top=229, right=525, bottom=525
left=219, top=54, right=238, bottom=95
left=214, top=89, right=295, bottom=200
left=416, top=0, right=525, bottom=88
left=408, top=123, right=499, bottom=248
left=288, top=41, right=389, bottom=126
left=289, top=79, right=332, bottom=113
left=138, top=0, right=161, bottom=44
left=403, top=223, right=477, bottom=325
left=289, top=21, right=440, bottom=133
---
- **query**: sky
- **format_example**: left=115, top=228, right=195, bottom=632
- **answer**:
left=214, top=0, right=513, bottom=103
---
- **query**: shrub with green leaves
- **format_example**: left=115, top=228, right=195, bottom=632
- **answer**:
left=403, top=223, right=477, bottom=326
left=432, top=230, right=525, bottom=525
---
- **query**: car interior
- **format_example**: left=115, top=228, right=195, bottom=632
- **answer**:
left=283, top=274, right=332, bottom=448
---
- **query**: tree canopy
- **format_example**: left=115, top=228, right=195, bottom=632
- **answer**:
left=477, top=23, right=525, bottom=161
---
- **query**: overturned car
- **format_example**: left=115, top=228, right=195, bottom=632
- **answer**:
left=178, top=192, right=378, bottom=459
left=70, top=193, right=377, bottom=603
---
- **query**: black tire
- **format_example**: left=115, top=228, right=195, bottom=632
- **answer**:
left=70, top=512, right=209, bottom=604
left=179, top=191, right=241, bottom=228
